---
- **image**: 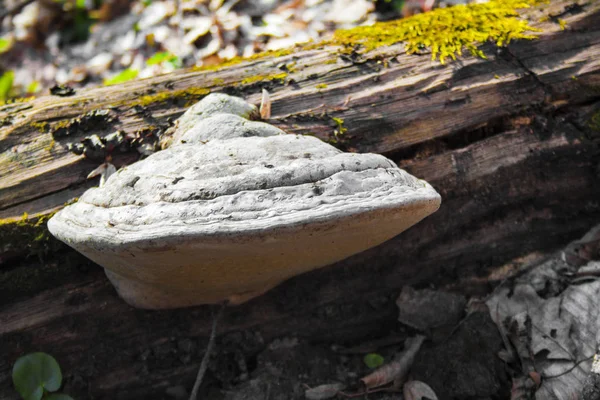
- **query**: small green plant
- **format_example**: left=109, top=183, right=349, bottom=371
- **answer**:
left=147, top=51, right=182, bottom=69
left=103, top=68, right=139, bottom=86
left=332, top=117, right=347, bottom=138
left=363, top=353, right=385, bottom=369
left=27, top=81, right=41, bottom=94
left=0, top=70, right=14, bottom=102
left=0, top=37, right=12, bottom=53
left=12, top=353, right=74, bottom=400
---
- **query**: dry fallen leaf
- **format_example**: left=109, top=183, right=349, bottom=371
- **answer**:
left=304, top=382, right=346, bottom=400
left=87, top=162, right=116, bottom=187
left=487, top=226, right=600, bottom=399
left=360, top=335, right=425, bottom=389
left=403, top=380, right=438, bottom=400
left=511, top=375, right=537, bottom=400
left=260, top=88, right=271, bottom=120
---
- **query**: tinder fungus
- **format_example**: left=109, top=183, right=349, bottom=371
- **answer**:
left=48, top=94, right=441, bottom=309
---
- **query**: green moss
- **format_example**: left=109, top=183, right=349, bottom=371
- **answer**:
left=589, top=110, right=600, bottom=132
left=0, top=262, right=65, bottom=303
left=0, top=96, right=34, bottom=106
left=193, top=49, right=294, bottom=72
left=30, top=121, right=50, bottom=133
left=52, top=119, right=72, bottom=131
left=284, top=62, right=298, bottom=73
left=240, top=72, right=288, bottom=85
left=0, top=251, right=89, bottom=304
left=0, top=212, right=62, bottom=261
left=331, top=0, right=543, bottom=63
left=129, top=87, right=211, bottom=107
left=316, top=83, right=328, bottom=89
left=44, top=139, right=55, bottom=152
left=557, top=18, right=567, bottom=30
left=332, top=117, right=347, bottom=138
left=177, top=2, right=542, bottom=74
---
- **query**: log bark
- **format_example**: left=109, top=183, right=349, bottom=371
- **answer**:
left=1, top=1, right=600, bottom=399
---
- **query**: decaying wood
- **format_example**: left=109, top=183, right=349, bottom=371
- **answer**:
left=1, top=0, right=598, bottom=222
left=1, top=1, right=600, bottom=399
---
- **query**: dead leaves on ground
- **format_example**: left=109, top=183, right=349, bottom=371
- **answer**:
left=305, top=225, right=600, bottom=400
left=487, top=224, right=600, bottom=399
left=360, top=335, right=425, bottom=389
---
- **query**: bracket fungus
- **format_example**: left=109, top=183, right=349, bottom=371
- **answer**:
left=48, top=93, right=441, bottom=309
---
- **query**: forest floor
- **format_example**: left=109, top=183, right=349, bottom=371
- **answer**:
left=3, top=224, right=599, bottom=400
left=0, top=0, right=453, bottom=101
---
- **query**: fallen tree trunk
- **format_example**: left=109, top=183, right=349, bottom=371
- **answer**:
left=1, top=1, right=600, bottom=399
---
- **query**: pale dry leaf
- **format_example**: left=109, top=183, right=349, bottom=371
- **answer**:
left=360, top=335, right=425, bottom=389
left=260, top=88, right=271, bottom=120
left=592, top=354, right=600, bottom=374
left=87, top=163, right=108, bottom=179
left=87, top=162, right=116, bottom=187
left=403, top=380, right=438, bottom=400
left=487, top=227, right=600, bottom=400
left=529, top=371, right=542, bottom=389
left=511, top=375, right=536, bottom=400
left=304, top=382, right=346, bottom=400
left=100, top=163, right=116, bottom=187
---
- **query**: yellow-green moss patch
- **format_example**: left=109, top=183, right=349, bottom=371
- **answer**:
left=193, top=49, right=294, bottom=72
left=240, top=72, right=288, bottom=85
left=44, top=139, right=56, bottom=152
left=557, top=19, right=567, bottom=30
left=30, top=121, right=50, bottom=133
left=129, top=87, right=211, bottom=108
left=332, top=117, right=347, bottom=138
left=589, top=110, right=600, bottom=132
left=0, top=212, right=62, bottom=261
left=332, top=0, right=543, bottom=63
left=0, top=96, right=34, bottom=106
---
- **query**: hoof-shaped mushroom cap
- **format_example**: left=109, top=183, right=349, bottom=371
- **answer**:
left=48, top=94, right=441, bottom=309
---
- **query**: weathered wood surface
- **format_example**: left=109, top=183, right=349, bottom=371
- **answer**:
left=1, top=1, right=600, bottom=399
left=1, top=0, right=598, bottom=221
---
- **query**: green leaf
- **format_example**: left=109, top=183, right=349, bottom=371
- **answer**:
left=45, top=394, right=74, bottom=400
left=146, top=51, right=171, bottom=65
left=0, top=37, right=12, bottom=53
left=0, top=70, right=15, bottom=102
left=103, top=69, right=139, bottom=86
left=12, top=353, right=63, bottom=400
left=147, top=52, right=181, bottom=69
left=27, top=81, right=41, bottom=94
left=363, top=353, right=385, bottom=369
